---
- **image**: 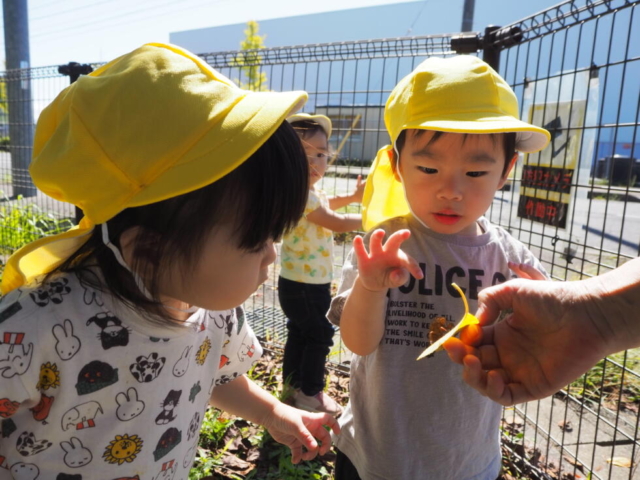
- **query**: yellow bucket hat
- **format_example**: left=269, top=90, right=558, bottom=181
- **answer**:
left=287, top=113, right=332, bottom=137
left=2, top=42, right=307, bottom=294
left=362, top=55, right=551, bottom=231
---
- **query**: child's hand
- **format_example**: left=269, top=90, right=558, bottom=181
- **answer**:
left=508, top=262, right=546, bottom=280
left=262, top=402, right=340, bottom=464
left=352, top=175, right=366, bottom=204
left=354, top=229, right=423, bottom=293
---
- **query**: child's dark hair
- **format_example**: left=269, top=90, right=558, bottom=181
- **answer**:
left=50, top=121, right=308, bottom=322
left=290, top=120, right=327, bottom=140
left=394, top=130, right=517, bottom=176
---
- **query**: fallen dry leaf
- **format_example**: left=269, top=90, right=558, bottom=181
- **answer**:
left=607, top=456, right=632, bottom=468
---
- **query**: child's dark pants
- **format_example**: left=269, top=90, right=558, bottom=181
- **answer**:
left=278, top=276, right=334, bottom=396
left=334, top=449, right=362, bottom=480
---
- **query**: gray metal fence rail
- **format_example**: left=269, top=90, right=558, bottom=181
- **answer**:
left=0, top=0, right=638, bottom=478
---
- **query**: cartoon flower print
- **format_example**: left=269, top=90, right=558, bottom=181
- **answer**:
left=37, top=362, right=60, bottom=390
left=103, top=433, right=143, bottom=465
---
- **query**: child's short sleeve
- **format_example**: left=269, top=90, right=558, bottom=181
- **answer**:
left=305, top=189, right=322, bottom=216
left=213, top=307, right=263, bottom=386
left=327, top=247, right=359, bottom=326
left=0, top=290, right=45, bottom=419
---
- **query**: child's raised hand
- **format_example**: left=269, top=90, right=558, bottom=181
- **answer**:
left=354, top=229, right=423, bottom=293
left=262, top=402, right=340, bottom=464
left=352, top=174, right=366, bottom=204
left=508, top=262, right=546, bottom=281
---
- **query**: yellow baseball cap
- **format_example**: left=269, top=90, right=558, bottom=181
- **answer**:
left=2, top=42, right=307, bottom=294
left=362, top=55, right=551, bottom=231
left=287, top=113, right=332, bottom=137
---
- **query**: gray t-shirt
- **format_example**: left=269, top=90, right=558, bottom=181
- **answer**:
left=328, top=215, right=547, bottom=480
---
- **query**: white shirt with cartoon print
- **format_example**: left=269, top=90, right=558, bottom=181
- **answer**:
left=0, top=270, right=262, bottom=480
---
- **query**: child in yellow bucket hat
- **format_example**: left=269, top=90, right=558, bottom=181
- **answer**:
left=278, top=113, right=364, bottom=417
left=327, top=55, right=550, bottom=480
left=0, top=43, right=338, bottom=477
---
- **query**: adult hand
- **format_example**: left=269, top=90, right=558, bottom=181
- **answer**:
left=444, top=278, right=611, bottom=406
left=262, top=402, right=340, bottom=464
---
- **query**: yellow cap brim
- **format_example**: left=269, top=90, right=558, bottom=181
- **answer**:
left=398, top=117, right=551, bottom=154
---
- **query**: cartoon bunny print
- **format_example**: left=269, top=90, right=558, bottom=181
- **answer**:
left=60, top=437, right=92, bottom=468
left=52, top=319, right=81, bottom=360
left=172, top=346, right=191, bottom=377
left=115, top=387, right=145, bottom=422
left=9, top=462, right=39, bottom=480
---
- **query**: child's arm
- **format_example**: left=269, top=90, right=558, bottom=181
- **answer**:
left=306, top=205, right=362, bottom=233
left=340, top=229, right=423, bottom=356
left=210, top=374, right=339, bottom=464
left=328, top=175, right=365, bottom=211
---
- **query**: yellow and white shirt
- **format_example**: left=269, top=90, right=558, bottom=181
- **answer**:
left=280, top=188, right=333, bottom=284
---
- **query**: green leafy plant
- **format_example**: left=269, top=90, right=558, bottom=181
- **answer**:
left=0, top=196, right=74, bottom=257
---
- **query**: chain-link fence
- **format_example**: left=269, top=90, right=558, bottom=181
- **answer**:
left=0, top=0, right=638, bottom=478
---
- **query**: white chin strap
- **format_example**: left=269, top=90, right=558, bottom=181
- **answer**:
left=101, top=223, right=199, bottom=314
left=394, top=142, right=430, bottom=230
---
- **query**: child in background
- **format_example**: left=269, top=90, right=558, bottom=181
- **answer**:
left=0, top=43, right=338, bottom=478
left=279, top=114, right=364, bottom=417
left=327, top=56, right=550, bottom=479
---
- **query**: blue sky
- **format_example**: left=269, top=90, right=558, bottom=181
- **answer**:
left=2, top=0, right=559, bottom=68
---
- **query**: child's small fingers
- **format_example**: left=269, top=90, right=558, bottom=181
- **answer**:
left=403, top=253, right=424, bottom=280
left=382, top=229, right=411, bottom=252
left=368, top=229, right=386, bottom=256
left=352, top=235, right=367, bottom=259
left=508, top=262, right=545, bottom=281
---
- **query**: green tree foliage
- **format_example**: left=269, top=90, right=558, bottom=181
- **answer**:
left=231, top=21, right=268, bottom=91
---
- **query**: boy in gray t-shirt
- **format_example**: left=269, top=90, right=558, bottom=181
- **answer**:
left=328, top=56, right=551, bottom=480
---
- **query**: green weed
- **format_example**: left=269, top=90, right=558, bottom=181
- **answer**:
left=0, top=196, right=74, bottom=256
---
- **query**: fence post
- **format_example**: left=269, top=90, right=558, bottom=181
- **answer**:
left=58, top=62, right=93, bottom=224
left=451, top=25, right=522, bottom=71
left=2, top=0, right=37, bottom=198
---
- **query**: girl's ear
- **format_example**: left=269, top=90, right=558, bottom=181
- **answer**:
left=498, top=153, right=519, bottom=189
left=119, top=227, right=141, bottom=265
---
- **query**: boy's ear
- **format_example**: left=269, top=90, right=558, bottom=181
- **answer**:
left=497, top=153, right=519, bottom=189
left=388, top=149, right=402, bottom=182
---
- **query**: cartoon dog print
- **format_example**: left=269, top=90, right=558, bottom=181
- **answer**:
left=115, top=387, right=145, bottom=422
left=15, top=431, right=52, bottom=456
left=52, top=320, right=81, bottom=360
left=59, top=437, right=92, bottom=468
left=61, top=401, right=103, bottom=431
left=130, top=353, right=165, bottom=383
left=29, top=278, right=71, bottom=307
left=86, top=312, right=130, bottom=350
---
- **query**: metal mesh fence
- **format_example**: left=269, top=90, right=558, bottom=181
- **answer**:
left=0, top=0, right=638, bottom=478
